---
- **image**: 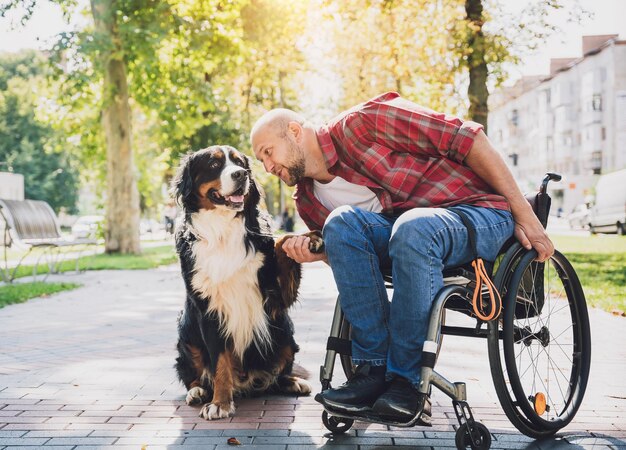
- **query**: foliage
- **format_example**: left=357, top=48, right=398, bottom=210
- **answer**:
left=0, top=50, right=80, bottom=213
left=0, top=281, right=80, bottom=309
left=315, top=0, right=585, bottom=117
left=318, top=0, right=466, bottom=115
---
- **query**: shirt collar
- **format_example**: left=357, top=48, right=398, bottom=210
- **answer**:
left=315, top=125, right=338, bottom=171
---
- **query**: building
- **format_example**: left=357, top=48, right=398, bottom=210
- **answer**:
left=489, top=35, right=626, bottom=213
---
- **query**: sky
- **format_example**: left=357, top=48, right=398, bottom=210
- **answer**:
left=0, top=0, right=625, bottom=79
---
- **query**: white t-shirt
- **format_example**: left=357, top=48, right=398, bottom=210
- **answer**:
left=313, top=176, right=383, bottom=213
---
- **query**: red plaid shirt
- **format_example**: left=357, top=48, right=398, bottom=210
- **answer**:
left=294, top=92, right=510, bottom=231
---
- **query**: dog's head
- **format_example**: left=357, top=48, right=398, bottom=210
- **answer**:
left=171, top=145, right=260, bottom=215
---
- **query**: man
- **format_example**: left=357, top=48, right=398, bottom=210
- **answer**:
left=250, top=92, right=553, bottom=423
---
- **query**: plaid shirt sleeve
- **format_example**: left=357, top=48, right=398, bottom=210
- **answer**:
left=344, top=92, right=483, bottom=164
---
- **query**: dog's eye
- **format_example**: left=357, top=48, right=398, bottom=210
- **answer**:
left=209, top=160, right=221, bottom=169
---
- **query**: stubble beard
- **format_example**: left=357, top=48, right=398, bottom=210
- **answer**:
left=283, top=139, right=306, bottom=186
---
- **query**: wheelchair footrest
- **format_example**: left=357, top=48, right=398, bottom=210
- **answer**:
left=321, top=405, right=432, bottom=428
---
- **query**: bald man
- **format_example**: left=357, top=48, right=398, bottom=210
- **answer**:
left=251, top=92, right=553, bottom=423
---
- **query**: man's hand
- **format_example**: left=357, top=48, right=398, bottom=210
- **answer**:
left=281, top=234, right=327, bottom=263
left=513, top=211, right=555, bottom=262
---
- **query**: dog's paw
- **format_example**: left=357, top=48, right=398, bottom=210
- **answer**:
left=185, top=386, right=208, bottom=406
left=278, top=375, right=312, bottom=396
left=199, top=401, right=236, bottom=420
left=305, top=231, right=324, bottom=254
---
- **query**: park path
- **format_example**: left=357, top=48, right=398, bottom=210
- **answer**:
left=0, top=257, right=625, bottom=449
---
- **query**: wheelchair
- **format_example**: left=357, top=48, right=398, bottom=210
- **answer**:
left=317, top=173, right=592, bottom=450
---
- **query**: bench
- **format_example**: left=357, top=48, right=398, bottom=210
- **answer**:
left=0, top=198, right=98, bottom=283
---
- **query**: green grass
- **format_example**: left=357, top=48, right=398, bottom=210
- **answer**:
left=11, top=244, right=177, bottom=279
left=0, top=282, right=81, bottom=308
left=552, top=235, right=626, bottom=313
left=1, top=244, right=177, bottom=309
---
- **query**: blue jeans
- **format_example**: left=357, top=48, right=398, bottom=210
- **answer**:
left=322, top=205, right=514, bottom=388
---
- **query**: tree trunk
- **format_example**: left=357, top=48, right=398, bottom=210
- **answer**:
left=91, top=0, right=141, bottom=254
left=465, top=0, right=489, bottom=134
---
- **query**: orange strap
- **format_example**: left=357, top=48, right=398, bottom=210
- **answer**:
left=470, top=258, right=502, bottom=321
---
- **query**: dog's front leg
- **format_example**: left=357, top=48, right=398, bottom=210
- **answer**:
left=274, top=230, right=325, bottom=309
left=199, top=351, right=236, bottom=420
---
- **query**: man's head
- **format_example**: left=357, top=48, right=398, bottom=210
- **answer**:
left=250, top=109, right=309, bottom=186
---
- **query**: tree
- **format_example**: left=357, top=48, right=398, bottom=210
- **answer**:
left=2, top=0, right=246, bottom=253
left=457, top=0, right=587, bottom=131
left=464, top=0, right=489, bottom=131
left=89, top=0, right=140, bottom=254
left=0, top=50, right=80, bottom=213
left=317, top=0, right=585, bottom=127
left=318, top=0, right=466, bottom=115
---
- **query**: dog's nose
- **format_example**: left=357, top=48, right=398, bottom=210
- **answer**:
left=231, top=169, right=247, bottom=181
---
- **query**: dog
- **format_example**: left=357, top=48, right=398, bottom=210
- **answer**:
left=170, top=145, right=323, bottom=420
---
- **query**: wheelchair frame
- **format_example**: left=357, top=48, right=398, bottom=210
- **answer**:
left=317, top=174, right=592, bottom=450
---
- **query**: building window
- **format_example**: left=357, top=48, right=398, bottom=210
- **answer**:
left=592, top=94, right=602, bottom=111
left=591, top=150, right=602, bottom=175
left=601, top=127, right=606, bottom=141
left=510, top=109, right=519, bottom=127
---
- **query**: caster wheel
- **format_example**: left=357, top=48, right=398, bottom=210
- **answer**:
left=455, top=422, right=491, bottom=450
left=322, top=410, right=354, bottom=434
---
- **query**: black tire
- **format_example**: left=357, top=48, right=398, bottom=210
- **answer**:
left=322, top=410, right=354, bottom=434
left=455, top=422, right=491, bottom=450
left=488, top=250, right=591, bottom=437
left=617, top=223, right=625, bottom=236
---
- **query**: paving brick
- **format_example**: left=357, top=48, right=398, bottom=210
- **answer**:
left=0, top=431, right=27, bottom=438
left=115, top=437, right=186, bottom=445
left=0, top=438, right=50, bottom=446
left=0, top=265, right=623, bottom=448
left=45, top=437, right=117, bottom=445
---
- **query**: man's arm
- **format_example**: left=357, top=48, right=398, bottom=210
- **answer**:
left=464, top=130, right=554, bottom=262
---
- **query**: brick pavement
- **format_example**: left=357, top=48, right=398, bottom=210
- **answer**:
left=0, top=257, right=625, bottom=449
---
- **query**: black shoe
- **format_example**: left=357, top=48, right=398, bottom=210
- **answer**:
left=371, top=377, right=432, bottom=425
left=315, top=364, right=388, bottom=413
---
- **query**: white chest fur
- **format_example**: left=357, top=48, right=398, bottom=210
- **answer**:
left=189, top=210, right=270, bottom=358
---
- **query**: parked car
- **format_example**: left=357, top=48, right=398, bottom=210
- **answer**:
left=567, top=204, right=590, bottom=230
left=71, top=215, right=103, bottom=239
left=588, top=168, right=626, bottom=235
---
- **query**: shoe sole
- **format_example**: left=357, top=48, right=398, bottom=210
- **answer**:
left=314, top=393, right=372, bottom=414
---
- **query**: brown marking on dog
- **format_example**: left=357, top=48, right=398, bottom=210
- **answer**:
left=228, top=148, right=247, bottom=167
left=185, top=344, right=206, bottom=388
left=211, top=351, right=235, bottom=408
left=273, top=231, right=324, bottom=316
left=196, top=179, right=222, bottom=210
left=274, top=345, right=295, bottom=375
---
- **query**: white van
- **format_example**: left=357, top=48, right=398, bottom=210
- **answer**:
left=588, top=168, right=626, bottom=235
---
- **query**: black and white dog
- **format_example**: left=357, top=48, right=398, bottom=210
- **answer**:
left=171, top=145, right=323, bottom=420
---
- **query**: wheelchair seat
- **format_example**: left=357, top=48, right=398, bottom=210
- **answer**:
left=381, top=258, right=496, bottom=319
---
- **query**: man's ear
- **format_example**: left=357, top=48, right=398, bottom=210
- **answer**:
left=288, top=121, right=303, bottom=142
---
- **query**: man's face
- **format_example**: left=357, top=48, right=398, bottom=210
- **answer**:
left=252, top=126, right=306, bottom=187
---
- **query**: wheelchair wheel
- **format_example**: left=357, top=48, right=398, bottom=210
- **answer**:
left=322, top=410, right=354, bottom=434
left=488, top=250, right=591, bottom=438
left=455, top=422, right=491, bottom=450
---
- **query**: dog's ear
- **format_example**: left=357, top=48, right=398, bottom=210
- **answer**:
left=244, top=156, right=261, bottom=207
left=170, top=152, right=196, bottom=212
